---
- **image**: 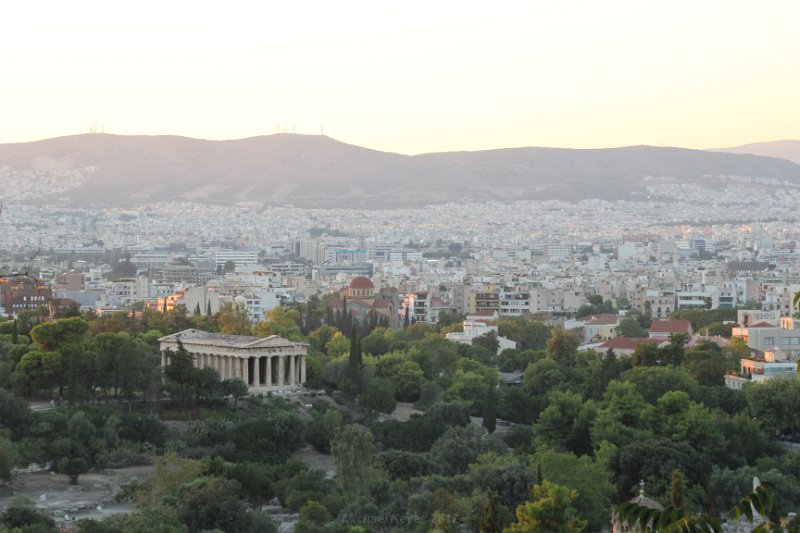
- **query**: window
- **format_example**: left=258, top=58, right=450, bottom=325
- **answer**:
left=764, top=337, right=775, bottom=346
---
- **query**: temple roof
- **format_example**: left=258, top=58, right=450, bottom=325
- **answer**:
left=159, top=328, right=307, bottom=348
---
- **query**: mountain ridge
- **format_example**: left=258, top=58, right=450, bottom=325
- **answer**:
left=2, top=133, right=800, bottom=208
left=708, top=140, right=800, bottom=165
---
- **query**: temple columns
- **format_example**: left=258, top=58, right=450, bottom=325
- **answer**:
left=300, top=355, right=306, bottom=384
left=278, top=356, right=284, bottom=387
left=289, top=356, right=296, bottom=386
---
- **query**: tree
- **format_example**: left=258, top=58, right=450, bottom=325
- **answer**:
left=483, top=383, right=498, bottom=434
left=375, top=353, right=425, bottom=401
left=359, top=377, right=397, bottom=414
left=163, top=340, right=196, bottom=403
left=253, top=306, right=303, bottom=341
left=309, top=324, right=338, bottom=355
left=546, top=327, right=579, bottom=366
left=217, top=302, right=251, bottom=335
left=222, top=378, right=249, bottom=405
left=682, top=341, right=728, bottom=386
left=176, top=477, right=253, bottom=533
left=506, top=480, right=586, bottom=532
left=0, top=438, right=19, bottom=483
left=478, top=489, right=504, bottom=533
left=29, top=316, right=90, bottom=404
left=671, top=468, right=685, bottom=510
left=429, top=424, right=506, bottom=476
left=474, top=331, right=500, bottom=356
left=617, top=317, right=648, bottom=338
left=331, top=424, right=381, bottom=498
left=534, top=449, right=615, bottom=532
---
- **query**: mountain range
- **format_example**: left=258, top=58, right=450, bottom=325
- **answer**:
left=1, top=134, right=799, bottom=208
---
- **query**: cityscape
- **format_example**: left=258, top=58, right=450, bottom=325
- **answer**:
left=3, top=1, right=800, bottom=532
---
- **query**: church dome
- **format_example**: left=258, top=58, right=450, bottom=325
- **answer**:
left=349, top=276, right=374, bottom=289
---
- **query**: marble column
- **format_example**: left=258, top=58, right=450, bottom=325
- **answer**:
left=278, top=356, right=285, bottom=387
left=242, top=357, right=249, bottom=384
left=289, top=355, right=296, bottom=386
left=266, top=356, right=272, bottom=387
left=300, top=355, right=306, bottom=385
left=161, top=351, right=166, bottom=369
left=253, top=356, right=261, bottom=386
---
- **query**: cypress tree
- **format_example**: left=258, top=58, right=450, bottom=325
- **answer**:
left=404, top=307, right=410, bottom=329
left=671, top=468, right=685, bottom=509
left=207, top=300, right=212, bottom=316
left=194, top=302, right=201, bottom=316
left=482, top=383, right=497, bottom=434
left=11, top=319, right=18, bottom=345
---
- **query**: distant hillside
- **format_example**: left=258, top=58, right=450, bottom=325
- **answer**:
left=2, top=134, right=800, bottom=208
left=709, top=140, right=800, bottom=165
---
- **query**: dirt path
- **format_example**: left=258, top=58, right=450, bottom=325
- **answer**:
left=0, top=465, right=155, bottom=528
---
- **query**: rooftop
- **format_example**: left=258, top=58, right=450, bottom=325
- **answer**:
left=159, top=328, right=307, bottom=348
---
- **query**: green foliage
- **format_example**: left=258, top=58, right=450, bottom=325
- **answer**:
left=682, top=341, right=729, bottom=386
left=374, top=352, right=425, bottom=402
left=216, top=302, right=252, bottom=335
left=331, top=424, right=383, bottom=498
left=377, top=450, right=436, bottom=480
left=506, top=480, right=586, bottom=532
left=745, top=378, right=800, bottom=438
left=429, top=424, right=507, bottom=476
left=233, top=409, right=305, bottom=462
left=0, top=498, right=56, bottom=530
left=176, top=477, right=253, bottom=533
left=305, top=407, right=348, bottom=453
left=498, top=318, right=550, bottom=351
left=359, top=377, right=397, bottom=414
left=533, top=450, right=615, bottom=532
left=621, top=366, right=699, bottom=405
left=546, top=327, right=580, bottom=366
left=535, top=391, right=596, bottom=456
left=253, top=306, right=303, bottom=341
left=483, top=384, right=498, bottom=434
left=617, top=316, right=648, bottom=338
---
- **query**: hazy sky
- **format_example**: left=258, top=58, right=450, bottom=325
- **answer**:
left=3, top=1, right=798, bottom=154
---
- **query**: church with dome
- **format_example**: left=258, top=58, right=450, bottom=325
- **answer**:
left=328, top=276, right=400, bottom=329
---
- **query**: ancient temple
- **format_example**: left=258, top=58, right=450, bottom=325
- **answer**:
left=159, top=329, right=308, bottom=391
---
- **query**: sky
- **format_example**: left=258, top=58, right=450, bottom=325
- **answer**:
left=2, top=1, right=799, bottom=154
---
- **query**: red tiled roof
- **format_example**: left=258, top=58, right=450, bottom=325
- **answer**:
left=349, top=276, right=374, bottom=289
left=649, top=320, right=692, bottom=333
left=748, top=322, right=776, bottom=328
left=473, top=309, right=498, bottom=317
